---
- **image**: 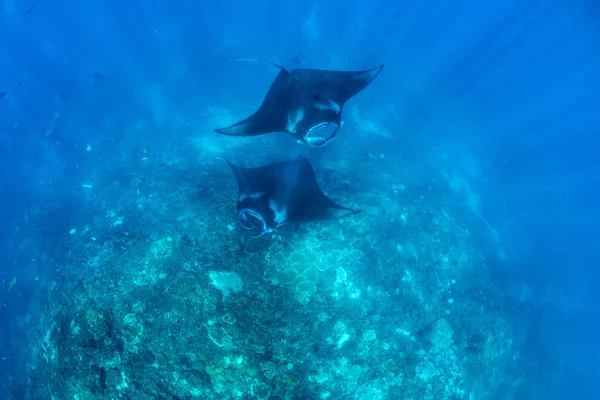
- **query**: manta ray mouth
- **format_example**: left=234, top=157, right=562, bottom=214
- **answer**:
left=304, top=122, right=341, bottom=147
left=236, top=208, right=272, bottom=237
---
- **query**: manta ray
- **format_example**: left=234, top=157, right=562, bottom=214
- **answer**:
left=215, top=60, right=384, bottom=147
left=224, top=157, right=360, bottom=236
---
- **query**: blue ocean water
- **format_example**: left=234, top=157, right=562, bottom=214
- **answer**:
left=1, top=1, right=598, bottom=399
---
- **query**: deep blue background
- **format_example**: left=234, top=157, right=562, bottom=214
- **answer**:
left=1, top=0, right=599, bottom=398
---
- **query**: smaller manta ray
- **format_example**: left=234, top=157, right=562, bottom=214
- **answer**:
left=224, top=157, right=360, bottom=237
left=215, top=60, right=384, bottom=147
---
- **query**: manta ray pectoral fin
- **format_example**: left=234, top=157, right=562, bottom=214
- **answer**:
left=343, top=64, right=384, bottom=100
left=215, top=122, right=248, bottom=136
left=225, top=58, right=297, bottom=79
left=216, top=62, right=297, bottom=137
left=354, top=64, right=384, bottom=85
left=215, top=117, right=265, bottom=137
left=223, top=158, right=254, bottom=194
left=328, top=206, right=361, bottom=220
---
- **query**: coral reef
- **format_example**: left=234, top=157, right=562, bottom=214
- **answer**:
left=20, top=142, right=519, bottom=399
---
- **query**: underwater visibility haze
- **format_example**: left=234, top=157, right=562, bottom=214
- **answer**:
left=0, top=0, right=599, bottom=399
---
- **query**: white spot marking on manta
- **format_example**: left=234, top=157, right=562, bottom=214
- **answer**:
left=330, top=100, right=341, bottom=113
left=314, top=100, right=341, bottom=113
left=287, top=108, right=305, bottom=133
left=239, top=192, right=264, bottom=201
left=270, top=199, right=288, bottom=225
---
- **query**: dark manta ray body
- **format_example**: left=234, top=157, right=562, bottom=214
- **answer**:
left=225, top=157, right=360, bottom=236
left=216, top=61, right=384, bottom=147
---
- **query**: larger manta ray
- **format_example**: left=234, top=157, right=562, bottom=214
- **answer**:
left=215, top=60, right=384, bottom=147
left=224, top=157, right=360, bottom=237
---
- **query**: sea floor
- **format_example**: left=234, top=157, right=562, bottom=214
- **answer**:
left=22, top=136, right=522, bottom=400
